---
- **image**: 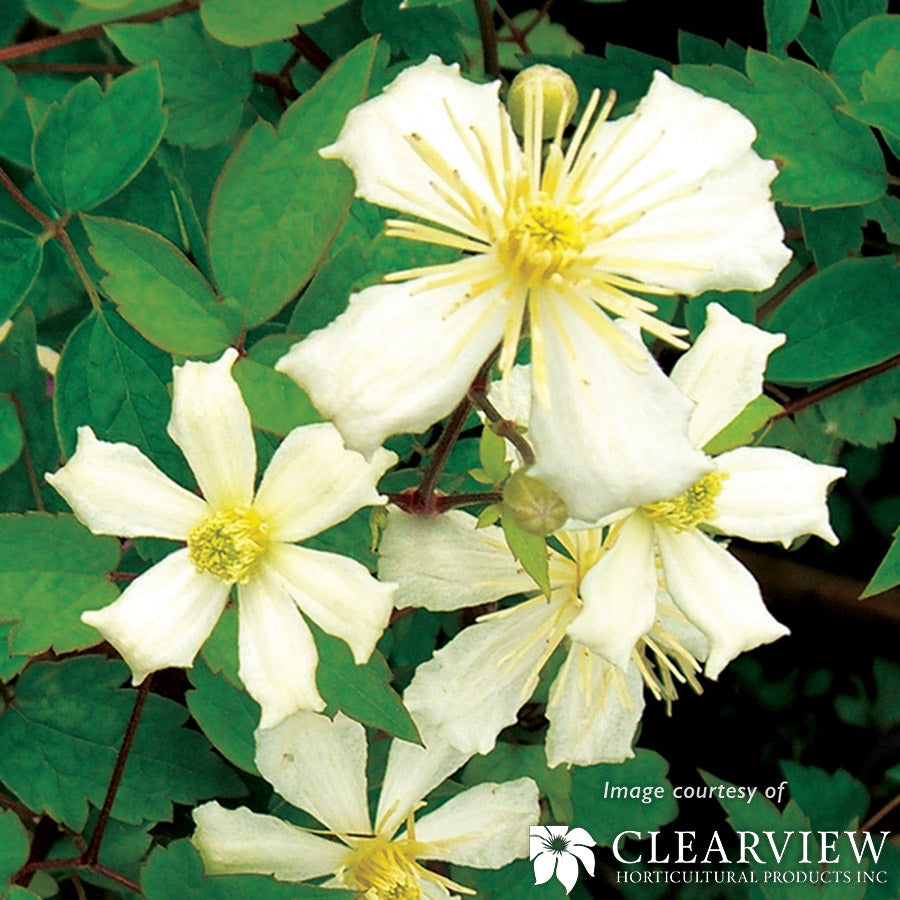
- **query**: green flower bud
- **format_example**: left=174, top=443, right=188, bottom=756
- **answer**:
left=507, top=65, right=578, bottom=139
left=502, top=470, right=568, bottom=535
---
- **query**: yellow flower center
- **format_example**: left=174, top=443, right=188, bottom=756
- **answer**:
left=344, top=839, right=422, bottom=900
left=497, top=199, right=586, bottom=285
left=186, top=506, right=268, bottom=583
left=642, top=471, right=725, bottom=532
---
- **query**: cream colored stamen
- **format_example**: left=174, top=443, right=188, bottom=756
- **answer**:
left=643, top=471, right=726, bottom=531
left=186, top=507, right=268, bottom=583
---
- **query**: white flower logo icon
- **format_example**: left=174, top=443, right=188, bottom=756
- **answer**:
left=530, top=825, right=596, bottom=893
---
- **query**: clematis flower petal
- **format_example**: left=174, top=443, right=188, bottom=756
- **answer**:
left=267, top=543, right=394, bottom=665
left=567, top=514, right=657, bottom=670
left=376, top=717, right=472, bottom=838
left=581, top=72, right=790, bottom=296
left=555, top=852, right=580, bottom=894
left=533, top=851, right=557, bottom=884
left=654, top=527, right=789, bottom=679
left=192, top=802, right=346, bottom=881
left=321, top=55, right=519, bottom=239
left=410, top=778, right=538, bottom=867
left=253, top=422, right=396, bottom=542
left=378, top=509, right=537, bottom=611
left=669, top=303, right=785, bottom=447
left=167, top=348, right=256, bottom=509
left=566, top=827, right=596, bottom=848
left=529, top=293, right=712, bottom=521
left=276, top=271, right=511, bottom=455
left=81, top=549, right=228, bottom=684
left=237, top=569, right=324, bottom=729
left=46, top=426, right=206, bottom=540
left=403, top=594, right=574, bottom=756
left=545, top=645, right=644, bottom=768
left=255, top=711, right=371, bottom=836
left=709, top=447, right=844, bottom=547
left=569, top=843, right=596, bottom=875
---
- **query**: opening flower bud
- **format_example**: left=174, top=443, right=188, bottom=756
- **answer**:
left=507, top=64, right=578, bottom=139
left=502, top=470, right=568, bottom=535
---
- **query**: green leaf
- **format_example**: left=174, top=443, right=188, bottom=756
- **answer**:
left=0, top=68, right=35, bottom=171
left=800, top=205, right=865, bottom=269
left=0, top=513, right=120, bottom=658
left=143, top=840, right=352, bottom=899
left=0, top=808, right=30, bottom=887
left=312, top=623, right=420, bottom=744
left=832, top=14, right=900, bottom=99
left=208, top=38, right=382, bottom=328
left=797, top=0, right=888, bottom=69
left=500, top=507, right=550, bottom=597
left=0, top=397, right=23, bottom=474
left=362, top=0, right=464, bottom=62
left=106, top=14, right=253, bottom=149
left=781, top=762, right=869, bottom=832
left=818, top=365, right=900, bottom=447
left=841, top=47, right=900, bottom=136
left=200, top=0, right=351, bottom=46
left=201, top=603, right=241, bottom=686
left=0, top=656, right=244, bottom=831
left=863, top=527, right=900, bottom=596
left=766, top=257, right=900, bottom=383
left=186, top=657, right=260, bottom=775
left=233, top=354, right=322, bottom=437
left=477, top=424, right=510, bottom=486
left=82, top=215, right=237, bottom=356
left=678, top=31, right=747, bottom=69
left=27, top=0, right=172, bottom=31
left=765, top=0, right=812, bottom=54
left=703, top=395, right=783, bottom=455
left=0, top=222, right=43, bottom=322
left=32, top=66, right=167, bottom=211
left=571, top=749, right=678, bottom=845
left=54, top=308, right=193, bottom=485
left=675, top=51, right=886, bottom=207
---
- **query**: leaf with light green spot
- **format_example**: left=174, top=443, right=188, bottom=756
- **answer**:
left=501, top=507, right=550, bottom=597
left=208, top=38, right=383, bottom=328
left=106, top=14, right=253, bottom=149
left=0, top=656, right=244, bottom=831
left=703, top=395, right=783, bottom=455
left=82, top=215, right=237, bottom=356
left=766, top=257, right=900, bottom=383
left=0, top=222, right=42, bottom=323
left=201, top=0, right=353, bottom=47
left=32, top=66, right=167, bottom=212
left=0, top=513, right=120, bottom=658
left=0, top=398, right=23, bottom=475
left=675, top=51, right=886, bottom=207
left=863, top=528, right=900, bottom=596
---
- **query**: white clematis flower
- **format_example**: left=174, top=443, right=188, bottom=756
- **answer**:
left=277, top=57, right=790, bottom=521
left=192, top=710, right=539, bottom=898
left=46, top=349, right=397, bottom=729
left=378, top=304, right=845, bottom=767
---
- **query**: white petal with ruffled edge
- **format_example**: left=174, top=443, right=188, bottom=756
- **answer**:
left=167, top=349, right=256, bottom=509
left=276, top=270, right=511, bottom=455
left=81, top=549, right=228, bottom=684
left=321, top=55, right=519, bottom=238
left=709, top=447, right=843, bottom=547
left=267, top=543, right=394, bottom=665
left=255, top=711, right=371, bottom=836
left=409, top=778, right=538, bottom=867
left=545, top=645, right=644, bottom=768
left=378, top=509, right=537, bottom=612
left=654, top=527, right=789, bottom=679
left=670, top=303, right=785, bottom=447
left=191, top=802, right=347, bottom=881
left=403, top=594, right=574, bottom=756
left=46, top=426, right=206, bottom=540
left=253, top=422, right=396, bottom=543
left=237, top=569, right=324, bottom=728
left=529, top=293, right=711, bottom=521
left=567, top=514, right=657, bottom=670
left=580, top=72, right=790, bottom=296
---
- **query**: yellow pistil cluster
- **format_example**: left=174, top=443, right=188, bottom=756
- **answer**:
left=643, top=471, right=726, bottom=532
left=343, top=838, right=423, bottom=900
left=186, top=506, right=268, bottom=584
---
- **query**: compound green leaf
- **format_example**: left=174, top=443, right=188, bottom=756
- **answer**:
left=200, top=0, right=352, bottom=47
left=0, top=513, right=120, bottom=658
left=32, top=66, right=167, bottom=212
left=0, top=656, right=244, bottom=831
left=208, top=37, right=381, bottom=328
left=0, top=222, right=43, bottom=322
left=83, top=215, right=237, bottom=356
left=675, top=51, right=886, bottom=207
left=106, top=14, right=253, bottom=149
left=766, top=257, right=900, bottom=383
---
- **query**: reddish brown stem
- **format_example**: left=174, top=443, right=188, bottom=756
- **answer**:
left=0, top=165, right=55, bottom=230
left=473, top=0, right=500, bottom=78
left=861, top=793, right=900, bottom=833
left=521, top=0, right=554, bottom=37
left=468, top=388, right=535, bottom=466
left=756, top=262, right=816, bottom=322
left=495, top=3, right=529, bottom=52
left=8, top=62, right=130, bottom=74
left=9, top=393, right=46, bottom=512
left=289, top=30, right=332, bottom=73
left=386, top=489, right=503, bottom=514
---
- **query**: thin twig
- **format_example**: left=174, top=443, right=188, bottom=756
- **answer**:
left=773, top=353, right=900, bottom=419
left=84, top=675, right=152, bottom=865
left=55, top=227, right=102, bottom=310
left=9, top=393, right=45, bottom=512
left=521, top=0, right=554, bottom=37
left=416, top=396, right=474, bottom=507
left=0, top=165, right=55, bottom=230
left=861, top=793, right=900, bottom=833
left=0, top=794, right=39, bottom=823
left=756, top=262, right=816, bottom=321
left=473, top=0, right=500, bottom=78
left=495, top=3, right=529, bottom=52
left=0, top=0, right=200, bottom=64
left=8, top=62, right=130, bottom=74
left=71, top=872, right=88, bottom=900
left=468, top=388, right=535, bottom=465
left=289, top=29, right=331, bottom=73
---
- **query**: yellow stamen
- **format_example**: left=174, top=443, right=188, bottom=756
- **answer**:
left=643, top=471, right=726, bottom=532
left=187, top=507, right=268, bottom=583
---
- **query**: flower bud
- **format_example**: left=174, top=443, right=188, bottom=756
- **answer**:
left=507, top=65, right=578, bottom=139
left=502, top=470, right=568, bottom=535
